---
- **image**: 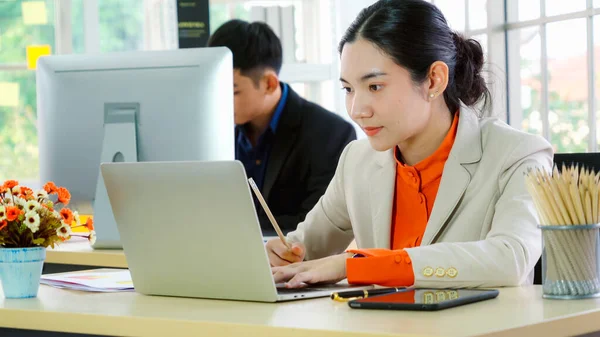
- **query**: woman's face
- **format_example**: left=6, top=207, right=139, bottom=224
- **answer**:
left=340, top=38, right=433, bottom=152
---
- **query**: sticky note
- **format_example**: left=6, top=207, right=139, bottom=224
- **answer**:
left=0, top=82, right=20, bottom=107
left=21, top=1, right=48, bottom=25
left=72, top=214, right=93, bottom=233
left=26, top=44, right=51, bottom=70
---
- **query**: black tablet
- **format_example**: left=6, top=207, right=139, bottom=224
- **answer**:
left=348, top=288, right=499, bottom=311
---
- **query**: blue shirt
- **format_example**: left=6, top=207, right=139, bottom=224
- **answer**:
left=236, top=83, right=289, bottom=190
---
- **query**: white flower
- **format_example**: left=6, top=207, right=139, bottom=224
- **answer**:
left=56, top=223, right=72, bottom=239
left=11, top=186, right=21, bottom=195
left=35, top=189, right=48, bottom=200
left=0, top=206, right=5, bottom=221
left=24, top=211, right=40, bottom=233
left=24, top=200, right=40, bottom=213
left=14, top=197, right=25, bottom=207
left=3, top=191, right=13, bottom=204
left=53, top=210, right=61, bottom=219
left=88, top=230, right=96, bottom=245
left=73, top=211, right=81, bottom=226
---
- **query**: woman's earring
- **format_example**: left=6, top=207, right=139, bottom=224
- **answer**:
left=429, top=93, right=435, bottom=98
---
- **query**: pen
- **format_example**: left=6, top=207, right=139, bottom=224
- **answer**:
left=330, top=287, right=409, bottom=302
left=247, top=177, right=291, bottom=250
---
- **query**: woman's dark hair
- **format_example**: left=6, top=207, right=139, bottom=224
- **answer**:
left=339, top=0, right=490, bottom=115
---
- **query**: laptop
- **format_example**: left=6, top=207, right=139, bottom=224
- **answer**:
left=91, top=190, right=277, bottom=250
left=100, top=160, right=372, bottom=302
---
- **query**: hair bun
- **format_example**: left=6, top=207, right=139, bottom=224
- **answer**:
left=451, top=32, right=487, bottom=107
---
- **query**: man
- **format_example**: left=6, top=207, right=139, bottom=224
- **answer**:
left=207, top=19, right=356, bottom=234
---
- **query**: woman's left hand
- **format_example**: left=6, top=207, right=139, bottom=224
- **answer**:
left=272, top=252, right=353, bottom=288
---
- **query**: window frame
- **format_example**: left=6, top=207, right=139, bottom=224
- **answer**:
left=506, top=0, right=600, bottom=152
left=3, top=0, right=600, bottom=183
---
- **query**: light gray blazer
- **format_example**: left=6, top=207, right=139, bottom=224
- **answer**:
left=287, top=107, right=553, bottom=288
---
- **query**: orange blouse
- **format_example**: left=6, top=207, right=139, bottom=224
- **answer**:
left=346, top=113, right=459, bottom=286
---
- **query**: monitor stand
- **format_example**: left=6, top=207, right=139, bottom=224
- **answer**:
left=91, top=103, right=139, bottom=249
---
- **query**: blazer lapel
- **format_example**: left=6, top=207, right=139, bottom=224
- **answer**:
left=370, top=150, right=396, bottom=249
left=262, top=87, right=302, bottom=199
left=263, top=127, right=298, bottom=199
left=421, top=157, right=471, bottom=245
left=421, top=107, right=483, bottom=245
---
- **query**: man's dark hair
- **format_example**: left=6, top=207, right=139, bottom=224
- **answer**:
left=208, top=19, right=283, bottom=86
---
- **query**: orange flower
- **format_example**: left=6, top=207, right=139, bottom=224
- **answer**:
left=3, top=180, right=18, bottom=190
left=19, top=186, right=33, bottom=198
left=85, top=217, right=94, bottom=231
left=5, top=206, right=22, bottom=222
left=43, top=182, right=58, bottom=194
left=0, top=220, right=6, bottom=231
left=56, top=187, right=71, bottom=205
left=60, top=208, right=74, bottom=225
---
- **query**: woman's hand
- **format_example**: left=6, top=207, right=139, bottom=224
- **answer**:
left=271, top=252, right=353, bottom=288
left=265, top=238, right=305, bottom=266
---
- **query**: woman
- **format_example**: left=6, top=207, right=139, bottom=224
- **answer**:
left=267, top=0, right=552, bottom=289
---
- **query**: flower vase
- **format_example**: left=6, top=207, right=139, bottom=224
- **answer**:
left=0, top=247, right=46, bottom=298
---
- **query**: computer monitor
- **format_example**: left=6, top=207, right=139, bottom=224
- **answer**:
left=36, top=47, right=234, bottom=249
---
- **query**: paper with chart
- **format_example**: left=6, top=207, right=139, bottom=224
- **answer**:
left=41, top=269, right=134, bottom=292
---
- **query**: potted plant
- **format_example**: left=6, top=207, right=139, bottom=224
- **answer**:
left=0, top=180, right=95, bottom=298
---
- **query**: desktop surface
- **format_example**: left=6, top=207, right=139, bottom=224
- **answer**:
left=0, top=281, right=599, bottom=337
left=45, top=239, right=126, bottom=268
left=46, top=236, right=276, bottom=268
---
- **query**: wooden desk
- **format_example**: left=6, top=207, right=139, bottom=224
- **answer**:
left=1, top=284, right=600, bottom=337
left=45, top=240, right=127, bottom=273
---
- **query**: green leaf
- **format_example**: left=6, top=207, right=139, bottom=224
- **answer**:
left=32, top=238, right=45, bottom=245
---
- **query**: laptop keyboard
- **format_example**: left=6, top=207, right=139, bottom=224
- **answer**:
left=277, top=287, right=322, bottom=294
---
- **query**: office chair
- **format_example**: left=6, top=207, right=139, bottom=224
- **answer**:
left=533, top=152, right=600, bottom=285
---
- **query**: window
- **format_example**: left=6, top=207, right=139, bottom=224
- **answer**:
left=15, top=1, right=599, bottom=182
left=506, top=0, right=599, bottom=152
left=98, top=0, right=145, bottom=53
left=0, top=0, right=338, bottom=182
left=435, top=0, right=467, bottom=32
left=0, top=0, right=178, bottom=182
left=429, top=0, right=506, bottom=120
left=209, top=2, right=250, bottom=35
left=0, top=0, right=55, bottom=181
left=208, top=0, right=336, bottom=111
left=509, top=27, right=542, bottom=138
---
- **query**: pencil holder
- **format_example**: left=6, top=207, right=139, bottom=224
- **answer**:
left=539, top=224, right=600, bottom=299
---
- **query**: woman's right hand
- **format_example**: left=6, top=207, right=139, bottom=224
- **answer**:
left=266, top=238, right=305, bottom=266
